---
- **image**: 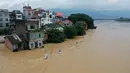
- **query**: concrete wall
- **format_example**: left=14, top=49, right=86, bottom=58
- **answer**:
left=15, top=23, right=26, bottom=35
left=4, top=38, right=13, bottom=50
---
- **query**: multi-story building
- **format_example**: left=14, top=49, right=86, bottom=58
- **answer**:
left=40, top=10, right=56, bottom=26
left=32, top=8, right=45, bottom=19
left=23, top=5, right=33, bottom=19
left=5, top=11, right=44, bottom=52
left=25, top=19, right=44, bottom=49
left=0, top=9, right=10, bottom=28
left=31, top=8, right=57, bottom=27
left=9, top=10, right=23, bottom=32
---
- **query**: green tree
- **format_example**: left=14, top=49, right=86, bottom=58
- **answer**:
left=64, top=26, right=77, bottom=39
left=74, top=24, right=85, bottom=36
left=46, top=29, right=65, bottom=43
left=68, top=13, right=96, bottom=29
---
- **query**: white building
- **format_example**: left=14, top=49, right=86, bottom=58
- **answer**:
left=40, top=10, right=56, bottom=26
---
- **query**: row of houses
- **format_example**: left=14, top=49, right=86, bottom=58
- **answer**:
left=2, top=4, right=72, bottom=52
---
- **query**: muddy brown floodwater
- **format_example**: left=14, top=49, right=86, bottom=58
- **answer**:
left=0, top=20, right=130, bottom=73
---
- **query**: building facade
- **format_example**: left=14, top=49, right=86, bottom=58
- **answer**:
left=40, top=10, right=56, bottom=26
left=23, top=5, right=33, bottom=19
left=0, top=9, right=10, bottom=28
left=25, top=19, right=44, bottom=49
left=6, top=10, right=44, bottom=51
left=9, top=10, right=24, bottom=33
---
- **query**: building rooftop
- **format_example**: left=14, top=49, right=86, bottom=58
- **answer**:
left=12, top=10, right=22, bottom=14
left=5, top=34, right=22, bottom=45
left=56, top=12, right=63, bottom=17
left=23, top=6, right=32, bottom=9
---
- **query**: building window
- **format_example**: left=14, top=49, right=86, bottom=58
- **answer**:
left=39, top=42, right=42, bottom=46
left=0, top=13, right=2, bottom=16
left=42, top=19, right=44, bottom=21
left=49, top=15, right=52, bottom=18
left=39, top=34, right=41, bottom=38
left=48, top=19, right=49, bottom=21
left=5, top=18, right=8, bottom=21
left=47, top=12, right=49, bottom=15
left=6, top=23, right=9, bottom=27
left=4, top=14, right=8, bottom=17
left=34, top=34, right=37, bottom=39
left=10, top=16, right=13, bottom=19
left=30, top=25, right=35, bottom=29
left=18, top=15, right=22, bottom=18
left=28, top=13, right=31, bottom=16
left=0, top=18, right=3, bottom=21
left=0, top=23, right=3, bottom=27
left=30, top=34, right=33, bottom=39
left=31, top=43, right=34, bottom=48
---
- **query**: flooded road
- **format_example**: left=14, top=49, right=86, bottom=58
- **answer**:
left=0, top=20, right=130, bottom=73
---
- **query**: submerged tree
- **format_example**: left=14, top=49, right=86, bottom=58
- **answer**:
left=64, top=26, right=77, bottom=39
left=68, top=13, right=96, bottom=29
left=46, top=29, right=65, bottom=43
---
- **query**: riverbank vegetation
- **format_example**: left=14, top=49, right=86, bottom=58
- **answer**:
left=68, top=13, right=97, bottom=29
left=64, top=25, right=77, bottom=39
left=46, top=13, right=96, bottom=43
left=115, top=17, right=130, bottom=22
left=46, top=24, right=85, bottom=43
left=46, top=29, right=65, bottom=43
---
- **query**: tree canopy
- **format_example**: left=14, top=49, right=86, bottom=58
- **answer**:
left=64, top=26, right=77, bottom=39
left=68, top=13, right=95, bottom=29
left=46, top=29, right=65, bottom=43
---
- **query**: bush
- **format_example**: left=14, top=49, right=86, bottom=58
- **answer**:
left=74, top=24, right=85, bottom=36
left=64, top=26, right=77, bottom=39
left=46, top=29, right=65, bottom=43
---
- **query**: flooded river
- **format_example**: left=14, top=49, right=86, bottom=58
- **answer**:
left=0, top=20, right=130, bottom=73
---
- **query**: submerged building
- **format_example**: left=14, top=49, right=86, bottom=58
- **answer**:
left=5, top=10, right=44, bottom=52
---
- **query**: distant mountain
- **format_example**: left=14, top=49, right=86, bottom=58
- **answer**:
left=50, top=8, right=130, bottom=19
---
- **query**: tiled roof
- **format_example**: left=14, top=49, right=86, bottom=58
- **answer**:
left=56, top=12, right=63, bottom=17
left=5, top=34, right=22, bottom=45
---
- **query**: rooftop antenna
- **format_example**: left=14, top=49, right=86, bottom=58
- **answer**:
left=28, top=3, right=29, bottom=6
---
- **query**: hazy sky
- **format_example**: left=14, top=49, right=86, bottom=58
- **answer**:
left=0, top=0, right=129, bottom=10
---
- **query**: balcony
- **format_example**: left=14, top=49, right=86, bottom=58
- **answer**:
left=29, top=32, right=44, bottom=41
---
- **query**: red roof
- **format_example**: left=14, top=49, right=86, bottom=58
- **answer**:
left=56, top=12, right=63, bottom=17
